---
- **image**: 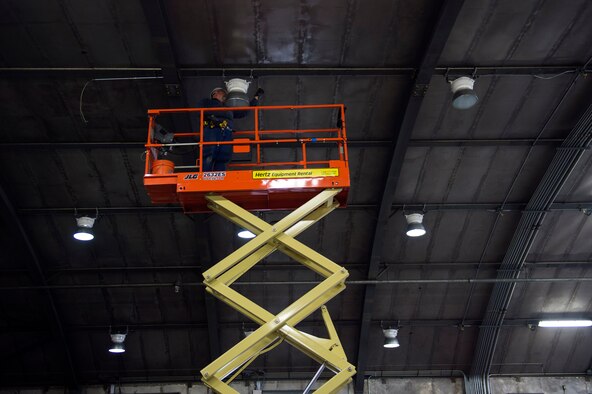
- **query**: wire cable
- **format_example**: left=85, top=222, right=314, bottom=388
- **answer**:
left=79, top=76, right=163, bottom=124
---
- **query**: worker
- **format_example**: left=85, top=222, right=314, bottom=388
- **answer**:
left=198, top=87, right=264, bottom=172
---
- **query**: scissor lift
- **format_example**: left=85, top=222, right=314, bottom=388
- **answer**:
left=143, top=104, right=356, bottom=393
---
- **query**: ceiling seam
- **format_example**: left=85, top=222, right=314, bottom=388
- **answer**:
left=353, top=2, right=468, bottom=388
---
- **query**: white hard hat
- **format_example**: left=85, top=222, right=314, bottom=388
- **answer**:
left=210, top=87, right=227, bottom=97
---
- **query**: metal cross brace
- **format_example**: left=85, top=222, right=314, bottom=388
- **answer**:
left=200, top=189, right=356, bottom=394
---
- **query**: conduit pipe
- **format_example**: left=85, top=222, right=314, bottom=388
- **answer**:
left=1, top=276, right=591, bottom=290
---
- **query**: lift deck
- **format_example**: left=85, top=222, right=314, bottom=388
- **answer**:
left=143, top=104, right=355, bottom=394
left=143, top=104, right=350, bottom=212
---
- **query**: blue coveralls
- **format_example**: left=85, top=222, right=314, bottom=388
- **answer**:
left=197, top=97, right=258, bottom=172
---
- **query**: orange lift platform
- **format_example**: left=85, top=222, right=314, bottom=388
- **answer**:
left=143, top=104, right=350, bottom=213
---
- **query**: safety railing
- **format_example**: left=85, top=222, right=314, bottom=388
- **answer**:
left=144, top=104, right=348, bottom=175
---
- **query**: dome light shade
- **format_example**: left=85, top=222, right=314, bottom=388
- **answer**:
left=74, top=216, right=95, bottom=241
left=108, top=343, right=125, bottom=353
left=383, top=328, right=400, bottom=348
left=73, top=227, right=94, bottom=241
left=238, top=229, right=256, bottom=239
left=405, top=213, right=426, bottom=237
left=450, top=77, right=478, bottom=110
left=109, top=333, right=126, bottom=354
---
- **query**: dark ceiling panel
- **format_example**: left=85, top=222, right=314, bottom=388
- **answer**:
left=441, top=0, right=592, bottom=65
left=165, top=0, right=217, bottom=65
left=557, top=153, right=592, bottom=202
left=528, top=211, right=592, bottom=262
left=504, top=1, right=592, bottom=65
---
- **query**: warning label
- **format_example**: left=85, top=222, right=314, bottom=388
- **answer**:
left=252, top=168, right=339, bottom=179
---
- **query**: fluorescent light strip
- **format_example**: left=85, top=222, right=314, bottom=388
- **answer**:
left=538, top=320, right=592, bottom=328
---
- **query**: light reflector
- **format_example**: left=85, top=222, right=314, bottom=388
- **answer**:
left=74, top=216, right=96, bottom=241
left=383, top=328, right=400, bottom=348
left=238, top=229, right=256, bottom=239
left=405, top=213, right=426, bottom=237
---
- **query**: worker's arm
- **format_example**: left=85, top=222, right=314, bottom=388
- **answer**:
left=233, top=88, right=264, bottom=119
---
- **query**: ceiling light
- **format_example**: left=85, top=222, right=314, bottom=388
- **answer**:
left=383, top=328, right=400, bottom=348
left=405, top=213, right=426, bottom=237
left=73, top=216, right=96, bottom=241
left=242, top=323, right=255, bottom=337
left=237, top=229, right=256, bottom=239
left=538, top=320, right=592, bottom=328
left=450, top=76, right=478, bottom=110
left=109, top=333, right=127, bottom=354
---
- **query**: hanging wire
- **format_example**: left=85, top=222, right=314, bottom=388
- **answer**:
left=533, top=69, right=577, bottom=80
left=79, top=76, right=164, bottom=124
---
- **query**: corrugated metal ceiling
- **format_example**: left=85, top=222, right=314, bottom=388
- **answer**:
left=0, top=0, right=591, bottom=388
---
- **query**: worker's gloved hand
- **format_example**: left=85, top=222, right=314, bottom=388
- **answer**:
left=255, top=88, right=265, bottom=97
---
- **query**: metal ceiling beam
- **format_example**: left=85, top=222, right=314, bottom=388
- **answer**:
left=466, top=98, right=592, bottom=394
left=0, top=317, right=555, bottom=334
left=0, top=137, right=565, bottom=150
left=2, top=259, right=591, bottom=278
left=16, top=201, right=592, bottom=216
left=0, top=65, right=589, bottom=78
left=0, top=276, right=590, bottom=291
left=0, top=184, right=79, bottom=387
left=353, top=1, right=466, bottom=391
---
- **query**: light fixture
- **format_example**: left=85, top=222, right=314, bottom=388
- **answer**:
left=382, top=328, right=400, bottom=348
left=237, top=229, right=256, bottom=239
left=225, top=78, right=251, bottom=107
left=405, top=213, right=426, bottom=237
left=538, top=320, right=592, bottom=328
left=73, top=216, right=96, bottom=241
left=109, top=333, right=127, bottom=354
left=242, top=323, right=255, bottom=337
left=450, top=76, right=478, bottom=110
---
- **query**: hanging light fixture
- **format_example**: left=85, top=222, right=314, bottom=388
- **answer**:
left=538, top=319, right=592, bottom=328
left=450, top=76, right=478, bottom=110
left=225, top=78, right=251, bottom=107
left=382, top=328, right=400, bottom=348
left=242, top=323, right=255, bottom=337
left=108, top=333, right=127, bottom=354
left=405, top=213, right=426, bottom=237
left=73, top=216, right=96, bottom=241
left=237, top=229, right=256, bottom=239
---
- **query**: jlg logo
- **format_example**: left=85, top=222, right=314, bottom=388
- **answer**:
left=184, top=174, right=199, bottom=180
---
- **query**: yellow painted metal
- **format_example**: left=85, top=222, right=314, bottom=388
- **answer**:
left=200, top=189, right=356, bottom=393
left=203, top=189, right=341, bottom=280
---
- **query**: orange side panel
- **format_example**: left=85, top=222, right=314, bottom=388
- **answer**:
left=144, top=162, right=349, bottom=213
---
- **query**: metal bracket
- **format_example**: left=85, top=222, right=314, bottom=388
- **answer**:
left=165, top=83, right=181, bottom=96
left=412, top=83, right=430, bottom=96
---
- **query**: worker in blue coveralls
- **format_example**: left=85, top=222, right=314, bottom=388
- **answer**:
left=198, top=87, right=264, bottom=172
